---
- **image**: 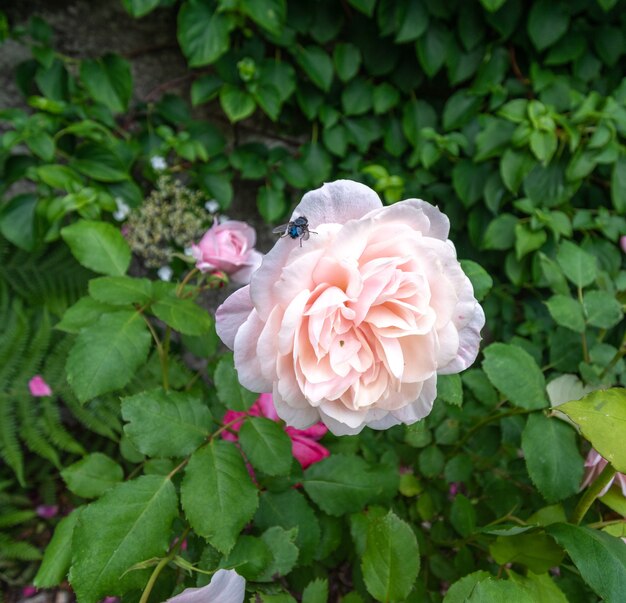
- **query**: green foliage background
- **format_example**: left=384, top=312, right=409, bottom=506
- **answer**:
left=0, top=0, right=625, bottom=601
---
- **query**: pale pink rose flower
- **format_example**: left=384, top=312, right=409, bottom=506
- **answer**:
left=165, top=569, right=245, bottom=603
left=581, top=448, right=626, bottom=497
left=28, top=375, right=52, bottom=397
left=222, top=393, right=329, bottom=469
left=191, top=221, right=262, bottom=285
left=216, top=180, right=485, bottom=436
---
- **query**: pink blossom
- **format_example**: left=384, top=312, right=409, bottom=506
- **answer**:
left=21, top=586, right=37, bottom=598
left=222, top=393, right=329, bottom=469
left=101, top=598, right=120, bottom=603
left=620, top=236, right=626, bottom=254
left=581, top=449, right=626, bottom=497
left=28, top=375, right=52, bottom=397
left=36, top=504, right=59, bottom=519
left=165, top=569, right=245, bottom=603
left=216, top=180, right=484, bottom=435
left=191, top=221, right=262, bottom=285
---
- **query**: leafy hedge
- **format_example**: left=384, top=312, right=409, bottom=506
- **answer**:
left=0, top=0, right=625, bottom=601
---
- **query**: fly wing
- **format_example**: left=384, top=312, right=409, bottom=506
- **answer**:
left=301, top=230, right=310, bottom=241
left=272, top=223, right=289, bottom=234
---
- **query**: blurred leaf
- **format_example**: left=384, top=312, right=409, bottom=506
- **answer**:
left=333, top=43, right=361, bottom=82
left=583, top=290, right=623, bottom=329
left=295, top=46, right=334, bottom=91
left=220, top=85, right=256, bottom=123
left=240, top=0, right=286, bottom=35
left=527, top=1, right=569, bottom=51
left=556, top=240, right=597, bottom=288
left=214, top=353, right=258, bottom=412
left=80, top=54, right=132, bottom=113
left=545, top=295, right=585, bottom=332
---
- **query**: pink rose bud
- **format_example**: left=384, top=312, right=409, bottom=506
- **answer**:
left=620, top=236, right=626, bottom=254
left=216, top=181, right=485, bottom=436
left=191, top=221, right=262, bottom=285
left=28, top=375, right=52, bottom=397
left=36, top=504, right=59, bottom=519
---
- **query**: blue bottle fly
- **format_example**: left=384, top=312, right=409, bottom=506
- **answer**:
left=272, top=216, right=316, bottom=247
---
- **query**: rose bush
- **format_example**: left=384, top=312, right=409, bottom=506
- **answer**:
left=216, top=180, right=484, bottom=435
left=192, top=220, right=262, bottom=284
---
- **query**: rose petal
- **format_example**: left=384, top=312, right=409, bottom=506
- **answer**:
left=165, top=569, right=245, bottom=603
left=216, top=286, right=254, bottom=350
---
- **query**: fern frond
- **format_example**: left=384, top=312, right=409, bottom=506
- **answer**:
left=0, top=509, right=36, bottom=529
left=0, top=393, right=24, bottom=486
left=41, top=397, right=85, bottom=455
left=64, top=394, right=120, bottom=440
left=0, top=300, right=28, bottom=386
left=0, top=533, right=42, bottom=561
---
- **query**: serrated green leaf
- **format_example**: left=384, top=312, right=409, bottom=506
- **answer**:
left=88, top=276, right=152, bottom=306
left=443, top=571, right=491, bottom=602
left=583, top=290, right=623, bottom=329
left=556, top=241, right=597, bottom=288
left=61, top=220, right=131, bottom=276
left=66, top=311, right=151, bottom=402
left=69, top=476, right=178, bottom=603
left=61, top=453, right=123, bottom=498
left=547, top=523, right=626, bottom=603
left=56, top=297, right=118, bottom=333
left=361, top=511, right=420, bottom=603
left=482, top=343, right=547, bottom=409
left=545, top=295, right=585, bottom=332
left=556, top=389, right=626, bottom=472
left=34, top=509, right=81, bottom=588
left=122, top=388, right=213, bottom=457
left=302, top=578, right=329, bottom=603
left=214, top=353, right=258, bottom=412
left=151, top=294, right=213, bottom=335
left=522, top=413, right=584, bottom=503
left=238, top=417, right=292, bottom=476
left=257, top=527, right=299, bottom=582
left=181, top=440, right=258, bottom=554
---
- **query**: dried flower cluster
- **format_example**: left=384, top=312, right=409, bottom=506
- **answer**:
left=125, top=177, right=211, bottom=269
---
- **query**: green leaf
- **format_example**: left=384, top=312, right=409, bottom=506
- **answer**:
left=34, top=509, right=81, bottom=587
left=361, top=511, right=420, bottom=603
left=515, top=224, right=546, bottom=259
left=480, top=0, right=506, bottom=12
left=191, top=74, right=222, bottom=106
left=66, top=311, right=151, bottom=402
left=72, top=144, right=128, bottom=182
left=257, top=527, right=299, bottom=582
left=416, top=24, right=449, bottom=77
left=527, top=1, right=569, bottom=51
left=152, top=294, right=213, bottom=335
left=257, top=185, right=287, bottom=222
left=220, top=534, right=271, bottom=580
left=333, top=43, right=361, bottom=82
left=88, top=276, right=152, bottom=306
left=0, top=193, right=38, bottom=251
left=255, top=489, right=320, bottom=565
left=508, top=571, right=569, bottom=603
left=482, top=343, right=547, bottom=409
left=214, top=353, right=259, bottom=412
left=36, top=164, right=83, bottom=189
left=610, top=155, right=626, bottom=212
left=556, top=388, right=626, bottom=473
left=547, top=523, right=626, bottom=603
left=500, top=149, right=535, bottom=194
left=459, top=259, right=492, bottom=302
left=395, top=2, right=428, bottom=42
left=303, top=455, right=393, bottom=516
left=372, top=83, right=400, bottom=114
left=467, top=578, right=535, bottom=602
left=450, top=494, right=476, bottom=537
left=583, top=290, right=623, bottom=329
left=296, top=46, right=334, bottom=91
left=61, top=220, right=130, bottom=276
left=529, top=130, right=558, bottom=164
left=80, top=54, right=132, bottom=114
left=56, top=297, right=118, bottom=334
left=69, top=476, right=178, bottom=603
left=121, top=388, right=213, bottom=458
left=593, top=26, right=623, bottom=66
left=545, top=295, right=585, bottom=332
left=452, top=160, right=490, bottom=208
left=556, top=240, right=597, bottom=288
left=341, top=78, right=373, bottom=116
left=181, top=440, right=258, bottom=554
left=219, top=84, right=256, bottom=123
left=240, top=0, right=285, bottom=35
left=443, top=571, right=491, bottom=602
left=25, top=131, right=55, bottom=161
left=437, top=373, right=463, bottom=407
left=238, top=417, right=293, bottom=476
left=121, top=0, right=161, bottom=17
left=522, top=413, right=584, bottom=503
left=347, top=0, right=376, bottom=16
left=302, top=578, right=329, bottom=603
left=61, top=453, right=124, bottom=498
left=177, top=0, right=233, bottom=66
left=443, top=90, right=481, bottom=131
left=482, top=213, right=517, bottom=251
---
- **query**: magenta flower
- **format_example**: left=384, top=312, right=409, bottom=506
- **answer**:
left=28, top=375, right=52, bottom=397
left=21, top=586, right=37, bottom=598
left=222, top=393, right=330, bottom=469
left=36, top=504, right=59, bottom=519
left=581, top=449, right=626, bottom=497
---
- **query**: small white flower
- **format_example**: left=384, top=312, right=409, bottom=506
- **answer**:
left=157, top=266, right=173, bottom=282
left=150, top=155, right=167, bottom=171
left=218, top=214, right=231, bottom=224
left=184, top=246, right=194, bottom=256
left=113, top=197, right=131, bottom=221
left=205, top=199, right=220, bottom=213
left=165, top=569, right=245, bottom=603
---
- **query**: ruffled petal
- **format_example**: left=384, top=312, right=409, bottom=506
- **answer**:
left=165, top=569, right=245, bottom=603
left=216, top=286, right=254, bottom=349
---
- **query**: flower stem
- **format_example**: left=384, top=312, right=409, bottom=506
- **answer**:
left=139, top=527, right=190, bottom=603
left=570, top=464, right=616, bottom=525
left=176, top=268, right=199, bottom=297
